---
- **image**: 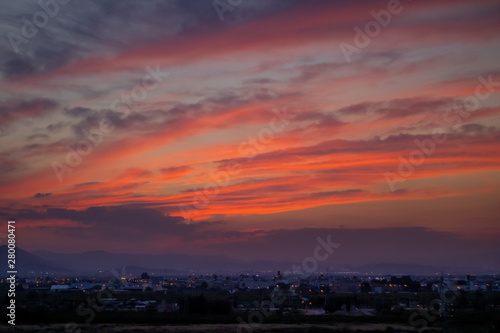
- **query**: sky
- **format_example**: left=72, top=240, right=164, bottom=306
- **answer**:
left=0, top=0, right=499, bottom=270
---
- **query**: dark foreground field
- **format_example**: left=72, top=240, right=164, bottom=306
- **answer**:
left=1, top=289, right=499, bottom=332
left=0, top=323, right=441, bottom=333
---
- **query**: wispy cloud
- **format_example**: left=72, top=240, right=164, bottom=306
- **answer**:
left=0, top=0, right=499, bottom=257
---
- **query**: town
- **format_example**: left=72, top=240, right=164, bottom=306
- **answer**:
left=1, top=270, right=499, bottom=332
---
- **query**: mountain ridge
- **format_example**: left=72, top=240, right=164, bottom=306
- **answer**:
left=1, top=246, right=496, bottom=276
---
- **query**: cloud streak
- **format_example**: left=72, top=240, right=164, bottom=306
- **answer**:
left=0, top=0, right=499, bottom=260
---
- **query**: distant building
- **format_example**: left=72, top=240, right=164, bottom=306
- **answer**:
left=50, top=285, right=71, bottom=292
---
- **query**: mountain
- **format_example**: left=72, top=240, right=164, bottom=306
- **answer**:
left=357, top=263, right=447, bottom=275
left=35, top=250, right=247, bottom=274
left=0, top=245, right=65, bottom=276
left=0, top=247, right=491, bottom=277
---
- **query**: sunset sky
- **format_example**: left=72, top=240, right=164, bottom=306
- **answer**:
left=1, top=0, right=499, bottom=269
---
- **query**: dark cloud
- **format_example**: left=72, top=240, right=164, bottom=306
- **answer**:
left=460, top=123, right=496, bottom=135
left=46, top=121, right=67, bottom=132
left=244, top=78, right=278, bottom=85
left=0, top=57, right=36, bottom=78
left=159, top=165, right=191, bottom=175
left=27, top=133, right=49, bottom=140
left=0, top=0, right=299, bottom=79
left=18, top=140, right=66, bottom=156
left=65, top=107, right=93, bottom=118
left=14, top=205, right=189, bottom=234
left=336, top=102, right=370, bottom=116
left=292, top=62, right=344, bottom=83
left=74, top=182, right=101, bottom=188
left=337, top=97, right=455, bottom=119
left=0, top=42, right=74, bottom=79
left=1, top=202, right=499, bottom=270
left=309, top=189, right=365, bottom=199
left=0, top=98, right=58, bottom=125
left=221, top=130, right=500, bottom=167
left=30, top=192, right=52, bottom=199
left=294, top=111, right=345, bottom=129
left=66, top=88, right=291, bottom=141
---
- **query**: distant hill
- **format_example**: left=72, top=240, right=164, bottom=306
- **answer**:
left=355, top=262, right=500, bottom=275
left=0, top=245, right=65, bottom=276
left=0, top=246, right=490, bottom=277
left=357, top=263, right=446, bottom=275
left=35, top=250, right=248, bottom=275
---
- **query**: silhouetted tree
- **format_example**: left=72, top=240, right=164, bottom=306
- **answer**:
left=361, top=281, right=371, bottom=293
left=27, top=290, right=40, bottom=302
left=346, top=296, right=351, bottom=312
left=455, top=291, right=470, bottom=309
left=324, top=298, right=344, bottom=313
left=277, top=282, right=290, bottom=290
left=473, top=291, right=485, bottom=310
left=200, top=280, right=209, bottom=290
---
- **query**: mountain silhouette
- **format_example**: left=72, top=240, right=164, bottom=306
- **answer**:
left=0, top=245, right=65, bottom=276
